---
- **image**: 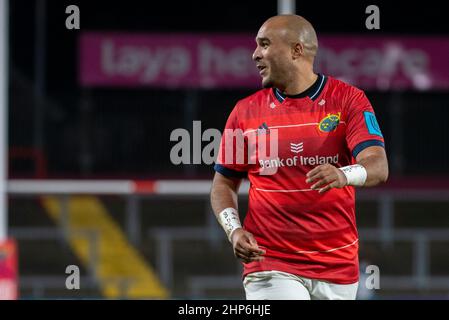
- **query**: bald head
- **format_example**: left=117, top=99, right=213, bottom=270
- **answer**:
left=253, top=15, right=319, bottom=92
left=260, top=15, right=318, bottom=58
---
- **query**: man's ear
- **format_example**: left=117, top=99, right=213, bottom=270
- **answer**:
left=292, top=42, right=304, bottom=59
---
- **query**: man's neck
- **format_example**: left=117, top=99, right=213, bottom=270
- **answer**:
left=280, top=71, right=318, bottom=96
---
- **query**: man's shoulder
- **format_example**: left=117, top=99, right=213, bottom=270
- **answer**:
left=326, top=76, right=365, bottom=97
left=234, top=88, right=272, bottom=110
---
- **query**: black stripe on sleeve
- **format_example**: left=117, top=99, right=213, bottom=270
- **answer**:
left=214, top=164, right=247, bottom=178
left=352, top=139, right=385, bottom=158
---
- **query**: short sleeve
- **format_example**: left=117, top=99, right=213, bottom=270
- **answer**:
left=214, top=105, right=249, bottom=178
left=344, top=88, right=385, bottom=158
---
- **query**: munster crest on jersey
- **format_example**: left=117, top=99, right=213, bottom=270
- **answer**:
left=318, top=112, right=341, bottom=132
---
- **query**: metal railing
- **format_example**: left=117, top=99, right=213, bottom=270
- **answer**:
left=7, top=180, right=449, bottom=298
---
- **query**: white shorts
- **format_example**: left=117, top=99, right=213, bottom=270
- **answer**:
left=243, top=270, right=358, bottom=300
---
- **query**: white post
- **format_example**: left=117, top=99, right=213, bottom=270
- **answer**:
left=0, top=0, right=8, bottom=242
left=278, top=0, right=296, bottom=15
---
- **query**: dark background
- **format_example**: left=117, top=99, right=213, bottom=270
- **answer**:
left=8, top=0, right=449, bottom=179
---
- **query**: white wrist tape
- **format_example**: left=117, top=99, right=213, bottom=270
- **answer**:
left=339, top=164, right=367, bottom=187
left=218, top=208, right=242, bottom=242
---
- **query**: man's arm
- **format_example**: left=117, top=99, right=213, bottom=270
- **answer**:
left=210, top=172, right=242, bottom=215
left=353, top=146, right=388, bottom=187
left=210, top=172, right=265, bottom=263
left=305, top=146, right=388, bottom=193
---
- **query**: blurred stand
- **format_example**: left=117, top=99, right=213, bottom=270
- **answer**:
left=7, top=180, right=449, bottom=299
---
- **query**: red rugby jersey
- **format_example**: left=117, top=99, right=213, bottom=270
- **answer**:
left=214, top=74, right=385, bottom=284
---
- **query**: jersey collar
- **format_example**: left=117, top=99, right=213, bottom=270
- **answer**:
left=273, top=74, right=327, bottom=103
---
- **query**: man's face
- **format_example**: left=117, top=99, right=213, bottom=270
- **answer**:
left=252, top=24, right=293, bottom=89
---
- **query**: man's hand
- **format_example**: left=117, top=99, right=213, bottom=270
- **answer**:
left=306, top=164, right=348, bottom=193
left=230, top=228, right=266, bottom=263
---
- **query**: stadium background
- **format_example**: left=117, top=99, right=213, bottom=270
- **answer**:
left=3, top=0, right=449, bottom=299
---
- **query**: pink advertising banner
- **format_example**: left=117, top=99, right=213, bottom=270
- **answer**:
left=79, top=33, right=449, bottom=90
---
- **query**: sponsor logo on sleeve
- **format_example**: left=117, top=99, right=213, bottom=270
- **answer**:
left=364, top=111, right=383, bottom=137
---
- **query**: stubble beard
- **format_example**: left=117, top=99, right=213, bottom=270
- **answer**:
left=262, top=77, right=273, bottom=88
